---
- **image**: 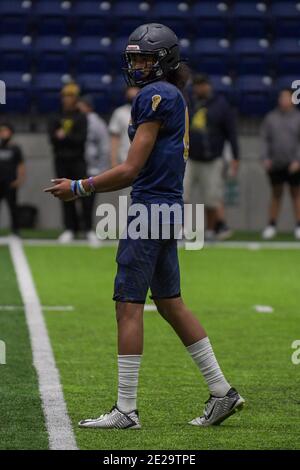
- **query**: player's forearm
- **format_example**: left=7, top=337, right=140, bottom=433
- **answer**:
left=82, top=162, right=136, bottom=193
left=110, top=135, right=120, bottom=168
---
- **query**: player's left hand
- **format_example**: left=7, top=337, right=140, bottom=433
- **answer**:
left=44, top=178, right=77, bottom=201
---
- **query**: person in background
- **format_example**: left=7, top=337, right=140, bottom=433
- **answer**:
left=77, top=95, right=110, bottom=246
left=48, top=82, right=88, bottom=243
left=109, top=86, right=139, bottom=167
left=261, top=89, right=300, bottom=240
left=0, top=123, right=25, bottom=235
left=186, top=74, right=239, bottom=240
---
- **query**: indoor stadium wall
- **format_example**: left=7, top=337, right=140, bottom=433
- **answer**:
left=0, top=133, right=295, bottom=232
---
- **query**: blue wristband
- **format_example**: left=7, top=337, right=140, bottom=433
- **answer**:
left=71, top=180, right=76, bottom=196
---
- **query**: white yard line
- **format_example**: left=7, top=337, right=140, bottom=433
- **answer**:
left=0, top=305, right=74, bottom=312
left=8, top=236, right=77, bottom=450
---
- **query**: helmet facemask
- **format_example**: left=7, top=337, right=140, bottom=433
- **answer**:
left=123, top=48, right=176, bottom=87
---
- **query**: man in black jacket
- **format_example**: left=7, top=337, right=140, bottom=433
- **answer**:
left=0, top=123, right=25, bottom=235
left=48, top=82, right=88, bottom=242
left=185, top=74, right=239, bottom=240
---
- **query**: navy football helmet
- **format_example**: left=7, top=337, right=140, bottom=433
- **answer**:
left=123, top=23, right=180, bottom=87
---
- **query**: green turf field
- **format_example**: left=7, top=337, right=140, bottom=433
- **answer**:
left=14, top=244, right=298, bottom=450
left=1, top=242, right=300, bottom=449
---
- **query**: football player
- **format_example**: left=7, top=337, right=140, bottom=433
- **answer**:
left=45, top=23, right=245, bottom=429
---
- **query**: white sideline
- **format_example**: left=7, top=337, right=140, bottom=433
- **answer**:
left=8, top=236, right=78, bottom=450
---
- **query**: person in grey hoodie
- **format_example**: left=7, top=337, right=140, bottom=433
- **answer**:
left=261, top=89, right=300, bottom=240
left=77, top=95, right=110, bottom=245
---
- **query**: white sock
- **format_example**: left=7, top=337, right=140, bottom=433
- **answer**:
left=117, top=355, right=141, bottom=413
left=186, top=337, right=231, bottom=398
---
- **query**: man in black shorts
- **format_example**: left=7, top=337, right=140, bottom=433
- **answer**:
left=261, top=89, right=300, bottom=240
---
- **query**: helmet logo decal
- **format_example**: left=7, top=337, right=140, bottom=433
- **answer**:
left=126, top=45, right=140, bottom=51
left=152, top=94, right=162, bottom=111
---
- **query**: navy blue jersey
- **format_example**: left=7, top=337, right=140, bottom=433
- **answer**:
left=128, top=80, right=189, bottom=205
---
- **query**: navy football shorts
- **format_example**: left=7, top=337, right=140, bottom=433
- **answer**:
left=113, top=226, right=181, bottom=304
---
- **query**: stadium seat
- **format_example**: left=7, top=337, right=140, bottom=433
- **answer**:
left=273, top=39, right=300, bottom=75
left=231, top=2, right=269, bottom=38
left=0, top=35, right=33, bottom=72
left=34, top=36, right=73, bottom=73
left=34, top=0, right=72, bottom=16
left=191, top=2, right=230, bottom=38
left=73, top=37, right=112, bottom=73
left=72, top=1, right=112, bottom=18
left=233, top=39, right=271, bottom=75
left=34, top=1, right=72, bottom=36
left=0, top=71, right=32, bottom=113
left=113, top=1, right=150, bottom=18
left=0, top=17, right=30, bottom=35
left=271, top=1, right=300, bottom=38
left=236, top=75, right=274, bottom=115
left=77, top=74, right=113, bottom=113
left=0, top=0, right=32, bottom=17
left=34, top=73, right=73, bottom=112
left=192, top=39, right=232, bottom=75
left=210, top=75, right=235, bottom=100
left=150, top=2, right=191, bottom=37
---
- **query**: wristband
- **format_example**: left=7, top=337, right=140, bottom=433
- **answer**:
left=70, top=180, right=77, bottom=196
left=78, top=179, right=91, bottom=197
left=88, top=176, right=96, bottom=193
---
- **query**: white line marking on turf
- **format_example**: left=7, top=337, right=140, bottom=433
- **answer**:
left=253, top=305, right=274, bottom=313
left=0, top=305, right=74, bottom=312
left=8, top=236, right=77, bottom=450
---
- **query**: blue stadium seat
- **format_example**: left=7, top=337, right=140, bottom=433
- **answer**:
left=35, top=36, right=73, bottom=53
left=74, top=44, right=109, bottom=74
left=73, top=1, right=112, bottom=18
left=271, top=1, right=300, bottom=38
left=0, top=17, right=30, bottom=35
left=0, top=0, right=32, bottom=16
left=36, top=18, right=69, bottom=36
left=192, top=39, right=232, bottom=75
left=233, top=39, right=271, bottom=75
left=73, top=37, right=112, bottom=73
left=34, top=1, right=72, bottom=16
left=116, top=19, right=148, bottom=36
left=273, top=39, right=300, bottom=75
left=0, top=72, right=32, bottom=113
left=191, top=2, right=229, bottom=38
left=149, top=2, right=191, bottom=37
left=0, top=35, right=33, bottom=72
left=231, top=2, right=269, bottom=38
left=236, top=76, right=274, bottom=115
left=76, top=74, right=113, bottom=113
left=275, top=75, right=299, bottom=91
left=210, top=75, right=235, bottom=102
left=34, top=1, right=72, bottom=36
left=34, top=74, right=72, bottom=113
left=114, top=1, right=151, bottom=18
left=75, top=18, right=112, bottom=37
left=74, top=37, right=112, bottom=55
left=77, top=74, right=112, bottom=92
left=34, top=36, right=73, bottom=73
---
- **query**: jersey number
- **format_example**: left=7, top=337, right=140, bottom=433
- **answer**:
left=183, top=106, right=189, bottom=161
